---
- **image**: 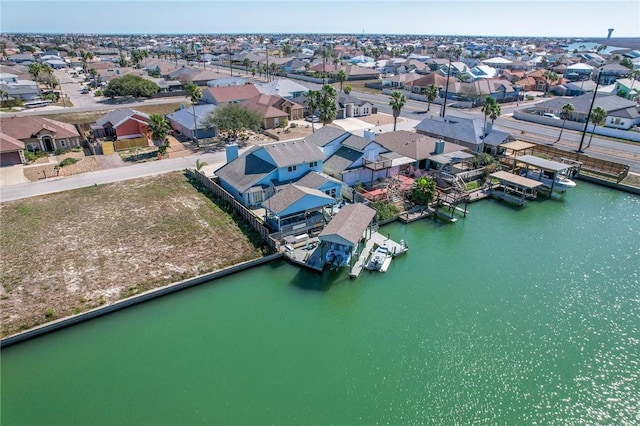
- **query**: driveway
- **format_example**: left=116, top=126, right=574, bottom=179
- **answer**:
left=0, top=165, right=29, bottom=187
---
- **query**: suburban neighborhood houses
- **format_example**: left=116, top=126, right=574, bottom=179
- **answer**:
left=1, top=3, right=640, bottom=421
left=1, top=31, right=639, bottom=275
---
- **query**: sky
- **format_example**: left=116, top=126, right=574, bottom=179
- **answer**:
left=1, top=0, right=639, bottom=38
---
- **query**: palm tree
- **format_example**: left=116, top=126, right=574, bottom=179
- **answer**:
left=556, top=103, right=574, bottom=142
left=242, top=58, right=251, bottom=75
left=481, top=97, right=498, bottom=136
left=269, top=63, right=278, bottom=79
left=148, top=114, right=170, bottom=147
left=318, top=84, right=337, bottom=125
left=304, top=90, right=320, bottom=133
left=28, top=63, right=42, bottom=82
left=389, top=91, right=406, bottom=131
left=542, top=70, right=559, bottom=96
left=41, top=64, right=55, bottom=89
left=586, top=106, right=607, bottom=148
left=0, top=88, right=6, bottom=108
left=626, top=69, right=640, bottom=99
left=489, top=102, right=501, bottom=125
left=185, top=82, right=202, bottom=146
left=335, top=69, right=347, bottom=92
left=425, top=84, right=439, bottom=112
left=79, top=50, right=93, bottom=72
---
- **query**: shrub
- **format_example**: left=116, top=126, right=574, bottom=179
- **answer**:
left=372, top=201, right=400, bottom=221
left=44, top=308, right=55, bottom=319
left=94, top=89, right=103, bottom=97
left=59, top=157, right=79, bottom=167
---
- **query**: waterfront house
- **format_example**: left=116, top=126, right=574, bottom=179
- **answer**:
left=375, top=130, right=470, bottom=172
left=322, top=130, right=397, bottom=187
left=261, top=183, right=336, bottom=237
left=317, top=203, right=377, bottom=270
left=215, top=139, right=326, bottom=208
left=93, top=108, right=150, bottom=140
left=1, top=116, right=82, bottom=152
left=166, top=104, right=217, bottom=140
left=415, top=115, right=513, bottom=154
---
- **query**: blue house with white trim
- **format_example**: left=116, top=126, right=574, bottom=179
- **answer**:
left=215, top=139, right=341, bottom=208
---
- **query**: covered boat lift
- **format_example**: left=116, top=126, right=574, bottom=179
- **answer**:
left=489, top=171, right=544, bottom=206
left=515, top=155, right=578, bottom=195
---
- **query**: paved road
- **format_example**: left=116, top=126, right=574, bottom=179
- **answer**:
left=0, top=150, right=240, bottom=202
left=3, top=66, right=639, bottom=174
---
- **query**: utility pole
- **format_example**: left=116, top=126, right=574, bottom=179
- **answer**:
left=441, top=53, right=453, bottom=118
left=228, top=46, right=233, bottom=77
left=265, top=43, right=270, bottom=82
left=577, top=70, right=602, bottom=153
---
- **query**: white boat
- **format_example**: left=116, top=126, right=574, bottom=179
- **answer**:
left=521, top=169, right=576, bottom=192
left=366, top=246, right=392, bottom=272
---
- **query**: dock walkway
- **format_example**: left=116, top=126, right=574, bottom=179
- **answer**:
left=349, top=232, right=408, bottom=278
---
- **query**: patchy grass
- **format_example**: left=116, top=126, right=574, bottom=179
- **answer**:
left=0, top=171, right=265, bottom=337
left=39, top=102, right=184, bottom=124
left=620, top=172, right=640, bottom=188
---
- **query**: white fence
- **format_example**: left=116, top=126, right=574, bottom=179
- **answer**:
left=513, top=110, right=640, bottom=142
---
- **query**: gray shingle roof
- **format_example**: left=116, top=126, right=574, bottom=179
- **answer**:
left=215, top=147, right=277, bottom=193
left=296, top=171, right=343, bottom=190
left=166, top=104, right=216, bottom=130
left=341, top=134, right=371, bottom=151
left=96, top=108, right=149, bottom=127
left=263, top=139, right=324, bottom=168
left=324, top=146, right=363, bottom=175
left=262, top=184, right=334, bottom=216
left=303, top=125, right=347, bottom=148
left=376, top=130, right=467, bottom=160
left=415, top=115, right=511, bottom=147
left=535, top=93, right=637, bottom=115
left=318, top=203, right=376, bottom=246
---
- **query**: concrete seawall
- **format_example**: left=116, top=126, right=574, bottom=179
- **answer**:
left=577, top=175, right=640, bottom=195
left=1, top=253, right=284, bottom=348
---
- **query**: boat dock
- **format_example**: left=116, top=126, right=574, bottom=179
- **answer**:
left=349, top=232, right=408, bottom=278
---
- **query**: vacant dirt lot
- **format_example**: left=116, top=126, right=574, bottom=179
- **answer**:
left=0, top=172, right=265, bottom=337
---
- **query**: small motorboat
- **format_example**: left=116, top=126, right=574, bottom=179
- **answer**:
left=367, top=246, right=391, bottom=272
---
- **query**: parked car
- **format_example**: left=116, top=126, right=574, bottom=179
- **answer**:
left=306, top=115, right=319, bottom=123
left=80, top=88, right=89, bottom=94
left=542, top=113, right=560, bottom=119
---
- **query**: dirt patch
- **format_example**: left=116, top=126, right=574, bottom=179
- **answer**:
left=357, top=113, right=398, bottom=127
left=23, top=151, right=101, bottom=181
left=0, top=172, right=265, bottom=337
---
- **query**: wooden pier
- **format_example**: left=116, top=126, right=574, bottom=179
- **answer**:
left=349, top=232, right=408, bottom=278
